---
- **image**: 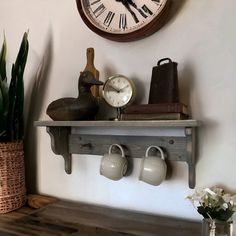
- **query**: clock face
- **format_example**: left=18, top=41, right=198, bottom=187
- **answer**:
left=102, top=75, right=136, bottom=108
left=76, top=0, right=170, bottom=42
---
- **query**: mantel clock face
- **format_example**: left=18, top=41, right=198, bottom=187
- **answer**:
left=76, top=0, right=170, bottom=42
left=102, top=75, right=136, bottom=108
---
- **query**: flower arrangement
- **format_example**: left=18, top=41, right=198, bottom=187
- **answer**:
left=187, top=187, right=236, bottom=221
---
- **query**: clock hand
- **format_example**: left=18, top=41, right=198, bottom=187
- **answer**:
left=126, top=0, right=148, bottom=18
left=119, top=84, right=129, bottom=92
left=115, top=0, right=139, bottom=23
left=108, top=84, right=120, bottom=93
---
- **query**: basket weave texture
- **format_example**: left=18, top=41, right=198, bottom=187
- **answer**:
left=0, top=141, right=26, bottom=213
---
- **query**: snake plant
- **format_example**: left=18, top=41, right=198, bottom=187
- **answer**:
left=0, top=32, right=29, bottom=142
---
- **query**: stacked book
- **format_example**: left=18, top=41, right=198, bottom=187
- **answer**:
left=121, top=103, right=189, bottom=121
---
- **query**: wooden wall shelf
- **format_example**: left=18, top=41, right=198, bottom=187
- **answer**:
left=34, top=120, right=201, bottom=188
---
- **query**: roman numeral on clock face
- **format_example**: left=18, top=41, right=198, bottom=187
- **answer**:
left=93, top=3, right=106, bottom=18
left=90, top=0, right=101, bottom=5
left=151, top=0, right=163, bottom=7
left=104, top=11, right=115, bottom=27
left=119, top=14, right=127, bottom=30
left=142, top=5, right=153, bottom=15
left=152, top=0, right=161, bottom=4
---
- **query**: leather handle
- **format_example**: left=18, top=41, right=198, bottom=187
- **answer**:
left=157, top=58, right=172, bottom=66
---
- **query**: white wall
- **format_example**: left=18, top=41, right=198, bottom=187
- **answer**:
left=1, top=0, right=236, bottom=228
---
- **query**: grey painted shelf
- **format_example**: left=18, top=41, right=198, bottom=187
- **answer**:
left=35, top=120, right=201, bottom=188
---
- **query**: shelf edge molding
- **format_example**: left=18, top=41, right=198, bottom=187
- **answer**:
left=35, top=120, right=201, bottom=128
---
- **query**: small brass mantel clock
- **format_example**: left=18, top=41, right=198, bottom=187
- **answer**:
left=102, top=74, right=136, bottom=119
left=76, top=0, right=171, bottom=42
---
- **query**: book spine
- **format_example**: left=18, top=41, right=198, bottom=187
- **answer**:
left=120, top=113, right=189, bottom=121
left=124, top=103, right=188, bottom=114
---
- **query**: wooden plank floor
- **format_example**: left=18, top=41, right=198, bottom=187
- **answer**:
left=0, top=199, right=201, bottom=236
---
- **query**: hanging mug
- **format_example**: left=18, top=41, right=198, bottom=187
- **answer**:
left=100, top=144, right=128, bottom=181
left=139, top=146, right=167, bottom=186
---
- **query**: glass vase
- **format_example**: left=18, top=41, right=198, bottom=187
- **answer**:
left=201, top=218, right=233, bottom=236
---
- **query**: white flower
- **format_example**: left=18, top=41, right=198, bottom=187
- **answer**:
left=187, top=188, right=207, bottom=205
left=212, top=187, right=224, bottom=196
left=187, top=187, right=236, bottom=220
left=222, top=203, right=229, bottom=210
left=222, top=194, right=232, bottom=203
left=230, top=195, right=236, bottom=205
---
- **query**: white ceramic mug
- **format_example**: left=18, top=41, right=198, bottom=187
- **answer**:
left=100, top=144, right=128, bottom=181
left=139, top=146, right=167, bottom=186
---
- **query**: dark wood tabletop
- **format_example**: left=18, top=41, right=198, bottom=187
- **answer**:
left=0, top=198, right=201, bottom=236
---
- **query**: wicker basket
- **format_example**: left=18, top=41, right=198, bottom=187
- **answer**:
left=0, top=141, right=26, bottom=213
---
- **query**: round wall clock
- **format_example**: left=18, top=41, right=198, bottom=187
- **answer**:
left=76, top=0, right=171, bottom=42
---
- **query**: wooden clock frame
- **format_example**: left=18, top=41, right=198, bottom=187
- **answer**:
left=76, top=0, right=171, bottom=42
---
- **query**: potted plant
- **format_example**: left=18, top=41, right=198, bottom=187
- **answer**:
left=0, top=32, right=29, bottom=213
left=187, top=187, right=236, bottom=236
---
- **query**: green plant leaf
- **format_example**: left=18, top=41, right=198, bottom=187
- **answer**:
left=0, top=81, right=7, bottom=141
left=7, top=63, right=17, bottom=141
left=13, top=66, right=24, bottom=140
left=8, top=65, right=25, bottom=141
left=197, top=206, right=211, bottom=219
left=215, top=209, right=234, bottom=221
left=0, top=35, right=7, bottom=82
left=0, top=82, right=3, bottom=117
left=9, top=32, right=29, bottom=141
left=0, top=35, right=8, bottom=141
left=0, top=130, right=7, bottom=141
left=2, top=32, right=29, bottom=142
left=197, top=206, right=234, bottom=221
left=0, top=74, right=9, bottom=113
left=14, top=32, right=29, bottom=77
left=0, top=76, right=8, bottom=134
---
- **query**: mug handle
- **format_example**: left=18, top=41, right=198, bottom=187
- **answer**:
left=109, top=144, right=125, bottom=157
left=145, top=146, right=165, bottom=160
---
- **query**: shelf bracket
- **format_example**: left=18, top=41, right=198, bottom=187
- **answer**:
left=46, top=126, right=72, bottom=174
left=185, top=127, right=196, bottom=189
